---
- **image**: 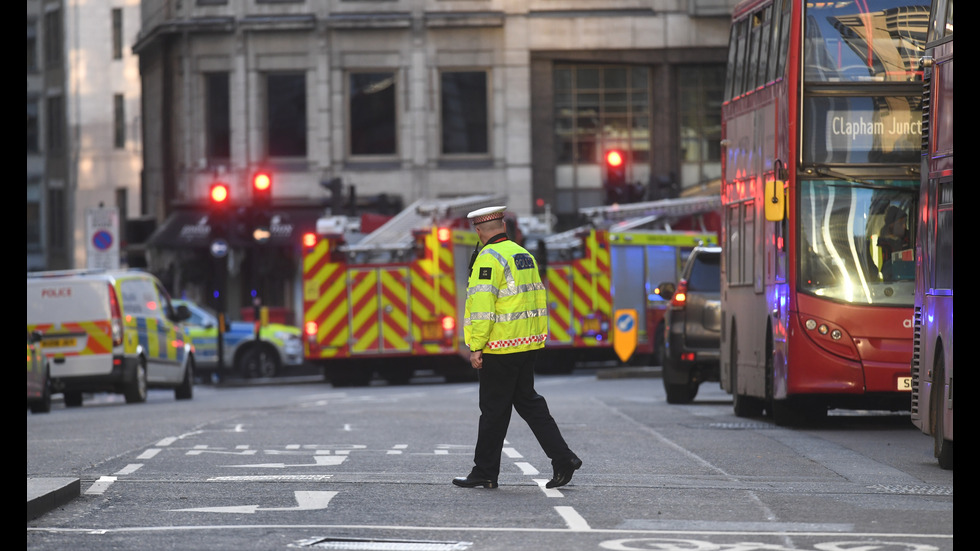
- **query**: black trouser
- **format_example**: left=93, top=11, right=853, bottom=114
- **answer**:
left=471, top=349, right=575, bottom=480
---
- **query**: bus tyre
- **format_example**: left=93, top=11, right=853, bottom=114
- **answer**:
left=932, top=353, right=953, bottom=470
left=125, top=358, right=148, bottom=404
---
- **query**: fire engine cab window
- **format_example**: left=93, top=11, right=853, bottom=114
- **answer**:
left=798, top=180, right=917, bottom=305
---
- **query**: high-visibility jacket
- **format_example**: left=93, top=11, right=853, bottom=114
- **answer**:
left=464, top=236, right=549, bottom=354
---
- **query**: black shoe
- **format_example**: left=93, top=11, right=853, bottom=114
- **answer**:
left=452, top=475, right=498, bottom=489
left=546, top=457, right=582, bottom=489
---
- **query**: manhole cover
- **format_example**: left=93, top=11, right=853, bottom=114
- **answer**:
left=867, top=484, right=952, bottom=496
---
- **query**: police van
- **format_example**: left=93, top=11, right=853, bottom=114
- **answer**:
left=26, top=269, right=195, bottom=407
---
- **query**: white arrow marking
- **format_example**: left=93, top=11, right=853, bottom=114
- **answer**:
left=225, top=455, right=347, bottom=468
left=172, top=490, right=338, bottom=513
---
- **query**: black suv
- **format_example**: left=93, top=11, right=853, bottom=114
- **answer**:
left=657, top=246, right=722, bottom=404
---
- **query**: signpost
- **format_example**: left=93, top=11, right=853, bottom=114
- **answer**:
left=86, top=207, right=120, bottom=270
left=613, top=309, right=638, bottom=364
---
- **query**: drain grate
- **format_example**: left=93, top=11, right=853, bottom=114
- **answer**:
left=292, top=537, right=473, bottom=550
left=700, top=422, right=775, bottom=430
left=867, top=484, right=952, bottom=496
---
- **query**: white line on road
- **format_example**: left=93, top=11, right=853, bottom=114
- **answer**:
left=114, top=464, right=143, bottom=476
left=84, top=476, right=117, bottom=495
left=555, top=506, right=591, bottom=531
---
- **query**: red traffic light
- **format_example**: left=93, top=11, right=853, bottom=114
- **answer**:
left=210, top=182, right=230, bottom=205
left=252, top=171, right=272, bottom=206
left=605, top=150, right=624, bottom=168
left=253, top=171, right=271, bottom=193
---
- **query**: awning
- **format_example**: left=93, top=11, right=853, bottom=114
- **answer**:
left=146, top=207, right=323, bottom=249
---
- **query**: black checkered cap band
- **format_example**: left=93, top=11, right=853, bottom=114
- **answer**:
left=467, top=206, right=507, bottom=225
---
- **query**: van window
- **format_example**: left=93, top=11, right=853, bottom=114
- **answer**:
left=119, top=278, right=164, bottom=318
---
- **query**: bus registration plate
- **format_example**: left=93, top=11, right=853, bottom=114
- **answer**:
left=897, top=377, right=912, bottom=391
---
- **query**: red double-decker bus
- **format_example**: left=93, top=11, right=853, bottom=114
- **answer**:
left=719, top=0, right=930, bottom=425
left=911, top=0, right=952, bottom=469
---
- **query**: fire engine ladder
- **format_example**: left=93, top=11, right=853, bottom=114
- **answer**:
left=540, top=195, right=722, bottom=253
left=579, top=195, right=722, bottom=233
left=344, top=194, right=507, bottom=257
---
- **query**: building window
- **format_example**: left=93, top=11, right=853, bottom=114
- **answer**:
left=678, top=65, right=724, bottom=190
left=205, top=72, right=230, bottom=161
left=440, top=71, right=488, bottom=155
left=114, top=94, right=126, bottom=149
left=28, top=19, right=38, bottom=72
left=27, top=98, right=39, bottom=153
left=111, top=8, right=123, bottom=60
left=27, top=180, right=41, bottom=252
left=266, top=72, right=307, bottom=158
left=349, top=71, right=396, bottom=156
left=48, top=187, right=66, bottom=251
left=44, top=9, right=62, bottom=66
left=46, top=95, right=64, bottom=154
left=554, top=65, right=650, bottom=168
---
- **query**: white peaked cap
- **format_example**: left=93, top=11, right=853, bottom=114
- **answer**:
left=467, top=206, right=507, bottom=225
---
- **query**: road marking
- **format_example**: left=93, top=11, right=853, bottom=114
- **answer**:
left=171, top=490, right=338, bottom=513
left=533, top=479, right=564, bottom=497
left=137, top=449, right=161, bottom=459
left=84, top=476, right=117, bottom=495
left=226, top=455, right=347, bottom=468
left=555, top=506, right=591, bottom=531
left=114, top=464, right=143, bottom=475
left=515, top=462, right=538, bottom=475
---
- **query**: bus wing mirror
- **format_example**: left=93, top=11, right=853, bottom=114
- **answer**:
left=765, top=171, right=785, bottom=222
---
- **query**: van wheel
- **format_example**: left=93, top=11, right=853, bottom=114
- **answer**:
left=240, top=346, right=279, bottom=378
left=30, top=373, right=52, bottom=414
left=175, top=356, right=194, bottom=400
left=64, top=391, right=83, bottom=408
left=125, top=358, right=148, bottom=404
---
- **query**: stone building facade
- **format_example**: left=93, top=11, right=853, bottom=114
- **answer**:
left=134, top=0, right=736, bottom=320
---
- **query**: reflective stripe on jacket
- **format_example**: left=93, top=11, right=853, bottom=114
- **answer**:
left=464, top=238, right=548, bottom=354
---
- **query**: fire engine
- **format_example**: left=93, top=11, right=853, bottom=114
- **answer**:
left=300, top=194, right=720, bottom=386
left=533, top=196, right=721, bottom=372
left=300, top=195, right=509, bottom=386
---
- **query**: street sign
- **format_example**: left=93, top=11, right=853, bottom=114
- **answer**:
left=612, top=309, right=638, bottom=363
left=210, top=239, right=229, bottom=258
left=86, top=207, right=120, bottom=269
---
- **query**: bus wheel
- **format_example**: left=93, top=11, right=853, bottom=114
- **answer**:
left=932, top=351, right=953, bottom=470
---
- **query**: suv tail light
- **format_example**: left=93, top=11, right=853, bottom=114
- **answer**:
left=670, top=280, right=688, bottom=308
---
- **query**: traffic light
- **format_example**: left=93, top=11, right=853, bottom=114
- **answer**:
left=209, top=181, right=230, bottom=208
left=603, top=149, right=627, bottom=204
left=252, top=171, right=272, bottom=208
left=208, top=182, right=230, bottom=238
left=251, top=171, right=273, bottom=243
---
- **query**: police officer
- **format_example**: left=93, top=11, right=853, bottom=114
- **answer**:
left=453, top=206, right=582, bottom=490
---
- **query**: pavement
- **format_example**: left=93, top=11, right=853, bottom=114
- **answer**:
left=27, top=365, right=660, bottom=522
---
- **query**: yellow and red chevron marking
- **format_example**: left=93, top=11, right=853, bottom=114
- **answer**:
left=28, top=320, right=114, bottom=356
left=349, top=269, right=381, bottom=354
left=378, top=267, right=410, bottom=353
left=409, top=235, right=457, bottom=355
left=571, top=230, right=612, bottom=348
left=302, top=239, right=350, bottom=359
left=545, top=265, right=573, bottom=346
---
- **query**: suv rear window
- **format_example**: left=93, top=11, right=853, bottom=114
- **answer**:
left=687, top=252, right=720, bottom=292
